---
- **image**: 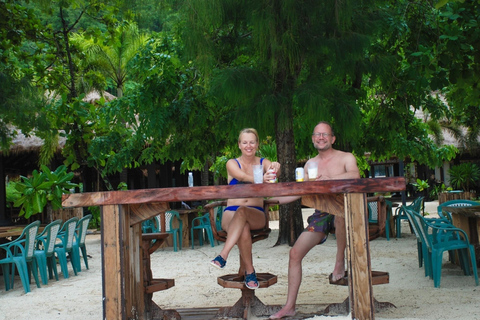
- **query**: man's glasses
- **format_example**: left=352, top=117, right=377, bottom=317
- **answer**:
left=312, top=133, right=332, bottom=138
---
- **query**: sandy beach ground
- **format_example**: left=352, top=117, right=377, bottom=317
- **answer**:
left=0, top=200, right=479, bottom=320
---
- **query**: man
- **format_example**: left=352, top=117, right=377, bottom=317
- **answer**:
left=269, top=121, right=360, bottom=319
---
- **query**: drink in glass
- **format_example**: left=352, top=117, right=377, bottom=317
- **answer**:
left=307, top=166, right=318, bottom=181
left=253, top=165, right=264, bottom=184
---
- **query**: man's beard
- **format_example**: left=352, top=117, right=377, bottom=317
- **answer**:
left=314, top=143, right=331, bottom=151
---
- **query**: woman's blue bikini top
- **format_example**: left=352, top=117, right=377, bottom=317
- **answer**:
left=229, top=158, right=264, bottom=185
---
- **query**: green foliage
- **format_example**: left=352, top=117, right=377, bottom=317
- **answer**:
left=87, top=206, right=101, bottom=229
left=259, top=143, right=277, bottom=162
left=448, top=163, right=480, bottom=192
left=13, top=165, right=78, bottom=219
left=412, top=178, right=430, bottom=192
left=429, top=183, right=452, bottom=200
left=5, top=180, right=21, bottom=208
left=210, top=156, right=229, bottom=180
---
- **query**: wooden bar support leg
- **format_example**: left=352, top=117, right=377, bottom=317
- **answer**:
left=344, top=193, right=374, bottom=320
left=102, top=204, right=145, bottom=319
left=141, top=233, right=179, bottom=320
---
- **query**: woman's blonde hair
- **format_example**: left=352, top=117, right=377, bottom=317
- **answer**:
left=238, top=128, right=259, bottom=143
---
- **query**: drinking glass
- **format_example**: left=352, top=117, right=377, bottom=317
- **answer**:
left=253, top=165, right=264, bottom=184
left=307, top=166, right=318, bottom=181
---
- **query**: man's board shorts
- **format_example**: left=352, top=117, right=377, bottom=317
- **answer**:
left=304, top=210, right=335, bottom=245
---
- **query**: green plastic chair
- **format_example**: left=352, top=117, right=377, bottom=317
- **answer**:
left=395, top=196, right=424, bottom=238
left=72, top=214, right=92, bottom=272
left=191, top=212, right=215, bottom=249
left=385, top=200, right=393, bottom=241
left=405, top=207, right=479, bottom=288
left=157, top=210, right=183, bottom=252
left=34, top=219, right=63, bottom=284
left=55, top=217, right=79, bottom=278
left=215, top=206, right=223, bottom=232
left=0, top=220, right=41, bottom=293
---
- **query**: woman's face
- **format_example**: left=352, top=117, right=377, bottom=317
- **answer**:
left=238, top=132, right=258, bottom=156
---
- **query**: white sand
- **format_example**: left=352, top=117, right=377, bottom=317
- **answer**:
left=0, top=201, right=479, bottom=320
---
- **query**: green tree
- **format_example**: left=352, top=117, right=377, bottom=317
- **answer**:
left=173, top=0, right=409, bottom=245
left=71, top=22, right=149, bottom=98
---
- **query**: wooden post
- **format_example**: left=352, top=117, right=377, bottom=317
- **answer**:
left=345, top=193, right=374, bottom=319
left=102, top=204, right=145, bottom=320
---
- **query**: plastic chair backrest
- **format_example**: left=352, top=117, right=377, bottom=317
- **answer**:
left=37, top=220, right=62, bottom=255
left=404, top=208, right=422, bottom=240
left=411, top=196, right=424, bottom=212
left=405, top=208, right=431, bottom=250
left=166, top=211, right=180, bottom=232
left=152, top=211, right=180, bottom=233
left=59, top=217, right=80, bottom=251
left=368, top=201, right=378, bottom=222
left=76, top=214, right=92, bottom=246
left=22, top=221, right=41, bottom=260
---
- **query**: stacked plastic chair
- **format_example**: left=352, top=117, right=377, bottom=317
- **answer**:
left=54, top=217, right=79, bottom=278
left=34, top=219, right=63, bottom=284
left=395, top=196, right=424, bottom=238
left=0, top=220, right=41, bottom=293
left=72, top=214, right=92, bottom=272
left=405, top=207, right=479, bottom=288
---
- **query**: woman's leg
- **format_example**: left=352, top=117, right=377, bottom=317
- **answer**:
left=213, top=206, right=265, bottom=266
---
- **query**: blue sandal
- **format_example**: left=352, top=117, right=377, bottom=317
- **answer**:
left=210, top=255, right=226, bottom=269
left=244, top=270, right=259, bottom=290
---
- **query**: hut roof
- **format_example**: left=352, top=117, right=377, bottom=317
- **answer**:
left=8, top=129, right=66, bottom=154
left=83, top=90, right=116, bottom=104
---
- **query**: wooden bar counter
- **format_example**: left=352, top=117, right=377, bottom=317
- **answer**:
left=62, top=177, right=405, bottom=320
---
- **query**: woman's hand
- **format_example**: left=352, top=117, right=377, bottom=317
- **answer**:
left=269, top=162, right=281, bottom=173
left=264, top=169, right=277, bottom=183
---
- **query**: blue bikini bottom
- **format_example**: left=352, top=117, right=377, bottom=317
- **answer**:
left=224, top=206, right=265, bottom=212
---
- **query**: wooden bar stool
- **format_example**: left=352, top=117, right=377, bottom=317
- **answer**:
left=206, top=200, right=279, bottom=319
left=141, top=232, right=179, bottom=319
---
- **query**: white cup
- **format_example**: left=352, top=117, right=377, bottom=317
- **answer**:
left=253, top=165, right=264, bottom=184
left=307, top=166, right=318, bottom=181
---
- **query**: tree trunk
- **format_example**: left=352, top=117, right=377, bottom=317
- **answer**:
left=201, top=162, right=209, bottom=186
left=274, top=109, right=304, bottom=246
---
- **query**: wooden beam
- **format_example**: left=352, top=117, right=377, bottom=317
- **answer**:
left=63, top=177, right=405, bottom=208
left=345, top=193, right=374, bottom=320
left=302, top=194, right=345, bottom=217
left=129, top=202, right=170, bottom=226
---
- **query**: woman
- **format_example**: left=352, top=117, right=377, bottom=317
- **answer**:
left=210, top=128, right=280, bottom=289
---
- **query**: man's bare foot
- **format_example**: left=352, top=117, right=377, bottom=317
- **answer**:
left=331, top=261, right=345, bottom=282
left=269, top=307, right=296, bottom=319
left=330, top=272, right=345, bottom=282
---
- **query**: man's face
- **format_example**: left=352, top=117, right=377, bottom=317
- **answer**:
left=312, top=123, right=335, bottom=151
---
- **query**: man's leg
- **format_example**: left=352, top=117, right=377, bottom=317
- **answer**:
left=269, top=231, right=324, bottom=319
left=331, top=216, right=346, bottom=281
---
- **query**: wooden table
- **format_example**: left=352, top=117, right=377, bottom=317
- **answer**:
left=152, top=208, right=203, bottom=249
left=177, top=208, right=203, bottom=248
left=62, top=177, right=405, bottom=320
left=442, top=205, right=480, bottom=264
left=0, top=225, right=45, bottom=239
